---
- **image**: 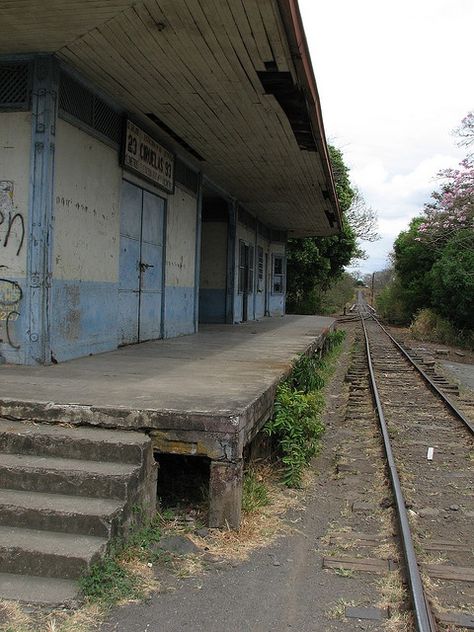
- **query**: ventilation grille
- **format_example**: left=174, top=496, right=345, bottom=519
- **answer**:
left=175, top=158, right=199, bottom=195
left=59, top=71, right=122, bottom=144
left=0, top=62, right=31, bottom=110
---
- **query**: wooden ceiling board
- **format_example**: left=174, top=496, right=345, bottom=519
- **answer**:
left=1, top=0, right=337, bottom=235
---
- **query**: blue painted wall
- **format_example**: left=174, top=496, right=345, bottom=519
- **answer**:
left=50, top=280, right=118, bottom=362
left=164, top=286, right=195, bottom=338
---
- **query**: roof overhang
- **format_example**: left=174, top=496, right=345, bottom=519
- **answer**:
left=0, top=0, right=341, bottom=237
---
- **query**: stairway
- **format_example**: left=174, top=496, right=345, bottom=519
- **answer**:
left=0, top=418, right=157, bottom=605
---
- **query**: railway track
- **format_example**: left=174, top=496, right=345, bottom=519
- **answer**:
left=351, top=296, right=474, bottom=630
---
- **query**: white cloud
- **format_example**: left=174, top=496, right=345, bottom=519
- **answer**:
left=299, top=0, right=473, bottom=273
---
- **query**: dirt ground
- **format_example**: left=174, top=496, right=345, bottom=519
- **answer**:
left=100, top=325, right=406, bottom=632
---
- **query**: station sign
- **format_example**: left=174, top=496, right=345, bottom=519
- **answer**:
left=121, top=120, right=175, bottom=193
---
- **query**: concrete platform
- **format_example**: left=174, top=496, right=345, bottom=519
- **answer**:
left=0, top=315, right=335, bottom=527
left=441, top=361, right=474, bottom=391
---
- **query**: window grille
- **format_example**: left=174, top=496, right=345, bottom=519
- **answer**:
left=175, top=158, right=199, bottom=195
left=59, top=71, right=122, bottom=144
left=0, top=62, right=31, bottom=110
left=272, top=255, right=285, bottom=294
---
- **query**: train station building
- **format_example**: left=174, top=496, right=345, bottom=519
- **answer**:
left=0, top=2, right=341, bottom=599
left=0, top=0, right=340, bottom=366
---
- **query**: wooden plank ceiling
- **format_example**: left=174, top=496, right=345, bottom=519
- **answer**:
left=0, top=0, right=338, bottom=237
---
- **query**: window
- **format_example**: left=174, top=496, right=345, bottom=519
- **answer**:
left=238, top=240, right=246, bottom=294
left=272, top=255, right=285, bottom=294
left=238, top=241, right=255, bottom=294
left=248, top=245, right=254, bottom=294
left=257, top=246, right=264, bottom=291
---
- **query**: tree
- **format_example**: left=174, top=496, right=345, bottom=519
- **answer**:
left=380, top=112, right=474, bottom=333
left=286, top=144, right=361, bottom=313
left=454, top=110, right=474, bottom=158
left=345, top=186, right=380, bottom=244
left=429, top=230, right=474, bottom=328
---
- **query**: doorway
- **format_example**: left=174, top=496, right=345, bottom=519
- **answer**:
left=239, top=240, right=254, bottom=322
left=199, top=196, right=229, bottom=324
left=118, top=180, right=165, bottom=345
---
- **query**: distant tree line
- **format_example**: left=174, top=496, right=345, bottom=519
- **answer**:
left=286, top=145, right=379, bottom=314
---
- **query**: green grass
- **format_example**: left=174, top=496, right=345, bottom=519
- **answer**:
left=242, top=468, right=270, bottom=513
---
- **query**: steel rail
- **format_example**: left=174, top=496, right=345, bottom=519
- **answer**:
left=369, top=314, right=474, bottom=435
left=360, top=315, right=438, bottom=632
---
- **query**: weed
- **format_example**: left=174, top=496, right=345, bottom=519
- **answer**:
left=265, top=384, right=325, bottom=487
left=79, top=514, right=162, bottom=606
left=265, top=330, right=345, bottom=488
left=334, top=567, right=354, bottom=578
left=291, top=354, right=325, bottom=393
left=242, top=468, right=270, bottom=513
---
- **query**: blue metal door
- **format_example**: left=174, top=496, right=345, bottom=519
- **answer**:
left=118, top=181, right=165, bottom=345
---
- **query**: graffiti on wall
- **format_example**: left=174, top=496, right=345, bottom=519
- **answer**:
left=0, top=181, right=24, bottom=350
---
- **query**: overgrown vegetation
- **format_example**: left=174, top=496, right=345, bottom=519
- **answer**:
left=375, top=112, right=473, bottom=348
left=265, top=330, right=346, bottom=487
left=79, top=514, right=162, bottom=607
left=242, top=467, right=270, bottom=513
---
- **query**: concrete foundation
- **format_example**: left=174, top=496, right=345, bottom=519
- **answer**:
left=0, top=315, right=335, bottom=527
left=208, top=460, right=243, bottom=529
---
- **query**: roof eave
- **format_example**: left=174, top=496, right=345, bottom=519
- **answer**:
left=276, top=0, right=342, bottom=232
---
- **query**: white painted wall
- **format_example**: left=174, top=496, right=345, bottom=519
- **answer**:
left=165, top=186, right=197, bottom=289
left=53, top=119, right=122, bottom=282
left=0, top=112, right=30, bottom=278
left=164, top=184, right=198, bottom=337
left=0, top=111, right=31, bottom=362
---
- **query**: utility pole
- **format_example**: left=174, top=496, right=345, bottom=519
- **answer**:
left=371, top=272, right=375, bottom=306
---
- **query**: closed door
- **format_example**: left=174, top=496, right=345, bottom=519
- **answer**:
left=119, top=181, right=165, bottom=345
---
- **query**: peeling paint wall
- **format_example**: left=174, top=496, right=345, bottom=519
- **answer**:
left=0, top=112, right=31, bottom=363
left=164, top=185, right=198, bottom=337
left=51, top=119, right=122, bottom=361
left=199, top=221, right=228, bottom=323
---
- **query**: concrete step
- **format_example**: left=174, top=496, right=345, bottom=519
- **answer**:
left=0, top=525, right=107, bottom=579
left=0, top=418, right=150, bottom=464
left=0, top=453, right=141, bottom=499
left=0, top=572, right=79, bottom=605
left=0, top=489, right=123, bottom=537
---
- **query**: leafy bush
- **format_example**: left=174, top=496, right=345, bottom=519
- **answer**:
left=326, top=329, right=346, bottom=350
left=376, top=278, right=413, bottom=325
left=291, top=354, right=325, bottom=393
left=410, top=308, right=474, bottom=349
left=265, top=384, right=325, bottom=488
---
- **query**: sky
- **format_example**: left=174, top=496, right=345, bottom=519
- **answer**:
left=299, top=0, right=474, bottom=274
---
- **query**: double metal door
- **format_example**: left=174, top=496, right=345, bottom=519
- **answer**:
left=119, top=181, right=165, bottom=345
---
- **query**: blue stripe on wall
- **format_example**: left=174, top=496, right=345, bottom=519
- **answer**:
left=164, top=285, right=195, bottom=337
left=50, top=280, right=119, bottom=362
